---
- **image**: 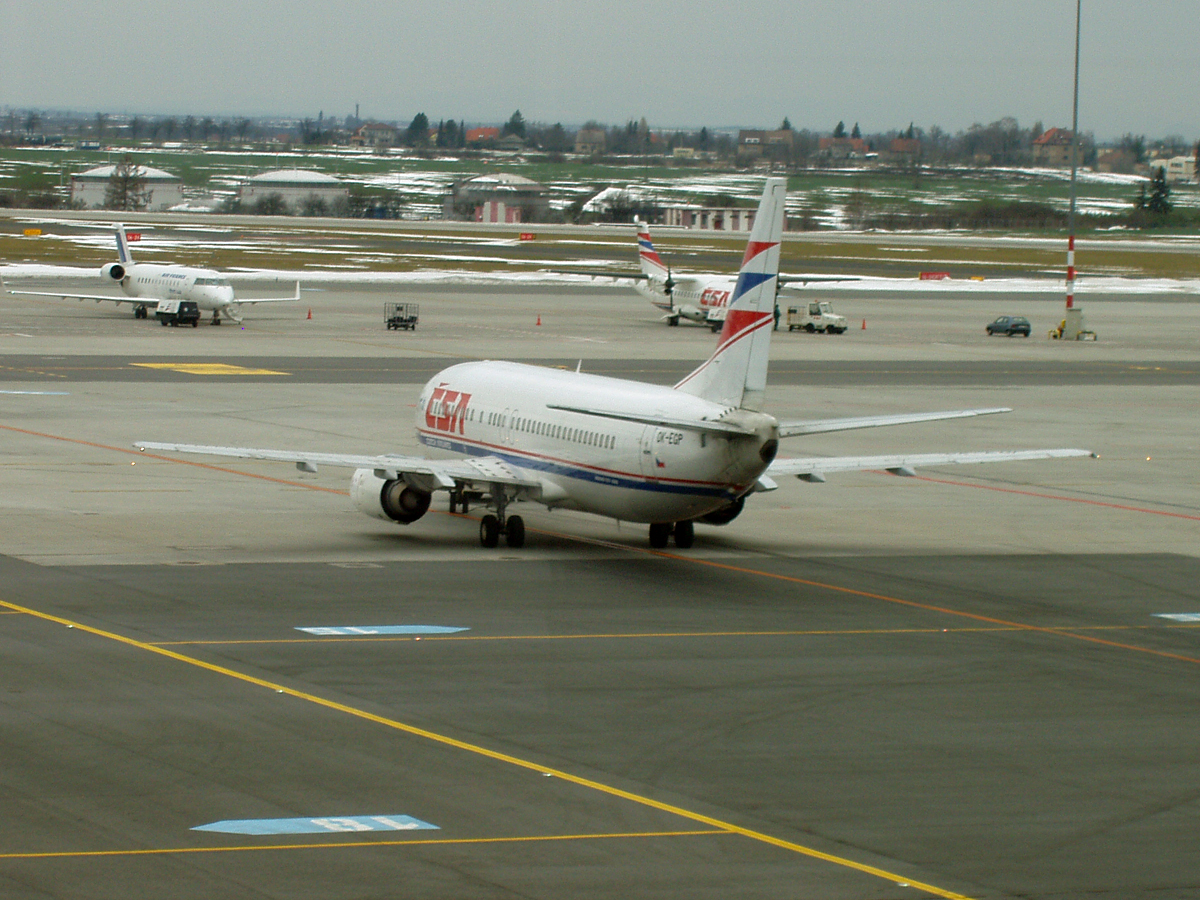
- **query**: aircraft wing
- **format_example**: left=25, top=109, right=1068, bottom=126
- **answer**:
left=231, top=282, right=301, bottom=304
left=3, top=280, right=137, bottom=305
left=132, top=441, right=543, bottom=494
left=777, top=274, right=862, bottom=287
left=778, top=407, right=1012, bottom=437
left=768, top=448, right=1094, bottom=481
left=550, top=268, right=649, bottom=281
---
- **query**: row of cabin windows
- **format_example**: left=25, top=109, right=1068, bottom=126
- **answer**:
left=480, top=410, right=615, bottom=450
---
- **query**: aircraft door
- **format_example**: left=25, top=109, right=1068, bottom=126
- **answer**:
left=639, top=426, right=657, bottom=478
left=502, top=408, right=518, bottom=446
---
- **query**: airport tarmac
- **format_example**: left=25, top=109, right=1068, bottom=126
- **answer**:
left=1, top=282, right=1198, bottom=899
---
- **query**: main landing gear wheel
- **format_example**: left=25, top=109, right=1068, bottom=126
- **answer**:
left=668, top=315, right=680, bottom=326
left=480, top=515, right=500, bottom=548
left=673, top=520, right=694, bottom=549
left=505, top=515, right=525, bottom=548
left=648, top=523, right=671, bottom=549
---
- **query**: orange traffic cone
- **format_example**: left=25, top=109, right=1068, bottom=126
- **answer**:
left=861, top=318, right=866, bottom=330
left=307, top=309, right=312, bottom=320
left=536, top=315, right=541, bottom=326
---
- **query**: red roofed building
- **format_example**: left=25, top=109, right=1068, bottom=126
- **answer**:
left=465, top=127, right=500, bottom=145
left=1033, top=128, right=1074, bottom=166
left=818, top=136, right=869, bottom=160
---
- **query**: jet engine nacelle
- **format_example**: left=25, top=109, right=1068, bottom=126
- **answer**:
left=350, top=468, right=431, bottom=524
left=699, top=495, right=745, bottom=526
left=100, top=263, right=126, bottom=281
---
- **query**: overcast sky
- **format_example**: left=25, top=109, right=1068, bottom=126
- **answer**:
left=1, top=1, right=1195, bottom=140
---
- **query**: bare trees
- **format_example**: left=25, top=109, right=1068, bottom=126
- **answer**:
left=103, top=156, right=151, bottom=211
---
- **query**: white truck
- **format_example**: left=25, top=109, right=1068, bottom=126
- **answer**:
left=787, top=300, right=848, bottom=334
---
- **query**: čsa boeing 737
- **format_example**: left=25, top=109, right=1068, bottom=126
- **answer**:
left=4, top=225, right=299, bottom=325
left=136, top=179, right=1091, bottom=549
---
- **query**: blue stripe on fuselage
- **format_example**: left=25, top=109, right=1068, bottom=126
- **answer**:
left=416, top=431, right=736, bottom=500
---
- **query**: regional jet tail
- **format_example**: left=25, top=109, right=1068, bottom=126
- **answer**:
left=3, top=225, right=299, bottom=325
left=136, top=178, right=1092, bottom=551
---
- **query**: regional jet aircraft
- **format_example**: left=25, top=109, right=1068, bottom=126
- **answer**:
left=4, top=225, right=299, bottom=325
left=136, top=179, right=1091, bottom=549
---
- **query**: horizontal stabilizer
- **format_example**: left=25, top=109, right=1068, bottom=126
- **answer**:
left=768, top=448, right=1094, bottom=479
left=778, top=407, right=1012, bottom=438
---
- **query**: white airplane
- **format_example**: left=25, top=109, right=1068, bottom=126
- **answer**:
left=3, top=225, right=300, bottom=325
left=135, top=179, right=1091, bottom=550
left=632, top=221, right=854, bottom=330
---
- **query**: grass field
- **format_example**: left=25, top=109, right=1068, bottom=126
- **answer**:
left=4, top=213, right=1200, bottom=281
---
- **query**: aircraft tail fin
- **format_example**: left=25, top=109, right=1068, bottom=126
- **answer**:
left=673, top=178, right=786, bottom=411
left=114, top=224, right=133, bottom=264
left=636, top=220, right=668, bottom=279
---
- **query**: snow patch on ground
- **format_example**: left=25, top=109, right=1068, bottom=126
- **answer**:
left=5, top=262, right=1199, bottom=295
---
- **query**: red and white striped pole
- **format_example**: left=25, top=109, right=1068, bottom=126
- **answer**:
left=1066, top=234, right=1075, bottom=309
left=1065, top=0, right=1081, bottom=315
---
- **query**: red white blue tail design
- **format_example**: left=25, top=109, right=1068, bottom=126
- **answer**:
left=636, top=220, right=668, bottom=279
left=674, top=178, right=786, bottom=410
left=114, top=224, right=133, bottom=264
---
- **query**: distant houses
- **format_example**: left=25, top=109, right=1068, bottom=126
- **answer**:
left=737, top=129, right=794, bottom=161
left=350, top=122, right=398, bottom=148
left=1032, top=127, right=1074, bottom=166
left=574, top=128, right=607, bottom=156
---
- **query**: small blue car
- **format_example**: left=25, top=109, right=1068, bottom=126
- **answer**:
left=986, top=315, right=1031, bottom=337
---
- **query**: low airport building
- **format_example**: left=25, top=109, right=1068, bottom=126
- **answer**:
left=662, top=205, right=756, bottom=231
left=70, top=164, right=184, bottom=211
left=443, top=172, right=548, bottom=223
left=239, top=169, right=349, bottom=214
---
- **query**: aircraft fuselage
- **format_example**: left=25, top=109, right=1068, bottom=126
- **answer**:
left=414, top=360, right=778, bottom=523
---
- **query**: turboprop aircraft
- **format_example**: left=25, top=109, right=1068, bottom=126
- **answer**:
left=135, top=179, right=1091, bottom=550
left=576, top=220, right=856, bottom=331
left=3, top=225, right=299, bottom=325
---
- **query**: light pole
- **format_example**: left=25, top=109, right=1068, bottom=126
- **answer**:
left=1065, top=0, right=1081, bottom=316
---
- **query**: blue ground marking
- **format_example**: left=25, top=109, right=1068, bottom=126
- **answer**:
left=193, top=815, right=439, bottom=835
left=295, top=625, right=469, bottom=636
left=1154, top=613, right=1200, bottom=622
left=0, top=390, right=70, bottom=395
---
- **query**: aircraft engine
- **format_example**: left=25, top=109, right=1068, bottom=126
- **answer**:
left=699, top=495, right=745, bottom=526
left=101, top=263, right=126, bottom=281
left=350, top=469, right=431, bottom=524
